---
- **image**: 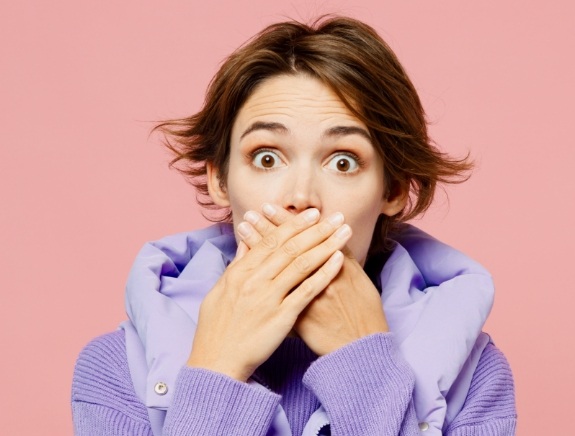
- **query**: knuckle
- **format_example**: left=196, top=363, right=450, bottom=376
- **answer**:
left=317, top=221, right=332, bottom=236
left=256, top=219, right=272, bottom=234
left=292, top=216, right=308, bottom=230
left=298, top=280, right=315, bottom=299
left=261, top=234, right=278, bottom=250
left=324, top=234, right=339, bottom=250
left=293, top=254, right=311, bottom=274
left=242, top=234, right=258, bottom=248
left=318, top=264, right=332, bottom=280
left=316, top=265, right=336, bottom=287
left=282, top=239, right=299, bottom=257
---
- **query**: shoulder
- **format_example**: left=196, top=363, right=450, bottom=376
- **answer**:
left=72, top=330, right=149, bottom=424
left=447, top=342, right=517, bottom=432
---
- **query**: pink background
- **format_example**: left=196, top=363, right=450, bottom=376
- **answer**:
left=1, top=1, right=573, bottom=434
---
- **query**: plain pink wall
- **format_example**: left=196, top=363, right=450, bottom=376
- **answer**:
left=1, top=1, right=573, bottom=434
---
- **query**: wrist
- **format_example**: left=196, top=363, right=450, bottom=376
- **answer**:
left=324, top=319, right=390, bottom=355
left=186, top=355, right=251, bottom=383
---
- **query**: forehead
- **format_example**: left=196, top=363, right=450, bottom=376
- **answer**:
left=232, top=74, right=365, bottom=132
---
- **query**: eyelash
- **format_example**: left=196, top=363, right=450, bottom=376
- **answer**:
left=248, top=147, right=284, bottom=171
left=326, top=151, right=365, bottom=175
left=247, top=148, right=366, bottom=174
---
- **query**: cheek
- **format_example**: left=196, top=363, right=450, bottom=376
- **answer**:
left=343, top=196, right=385, bottom=263
left=225, top=172, right=278, bottom=220
left=347, top=219, right=378, bottom=263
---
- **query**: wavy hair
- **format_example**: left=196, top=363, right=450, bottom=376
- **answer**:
left=153, top=16, right=472, bottom=250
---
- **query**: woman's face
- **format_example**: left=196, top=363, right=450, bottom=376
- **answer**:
left=208, top=74, right=404, bottom=265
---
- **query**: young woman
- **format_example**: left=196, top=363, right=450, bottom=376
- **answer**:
left=72, top=17, right=516, bottom=435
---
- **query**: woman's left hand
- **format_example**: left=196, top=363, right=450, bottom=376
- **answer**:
left=238, top=204, right=389, bottom=356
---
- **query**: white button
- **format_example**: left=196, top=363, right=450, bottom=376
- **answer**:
left=418, top=422, right=429, bottom=431
left=154, top=382, right=168, bottom=395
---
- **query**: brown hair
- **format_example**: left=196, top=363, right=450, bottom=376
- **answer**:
left=154, top=16, right=472, bottom=251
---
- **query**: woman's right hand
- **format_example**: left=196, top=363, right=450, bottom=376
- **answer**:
left=186, top=208, right=351, bottom=382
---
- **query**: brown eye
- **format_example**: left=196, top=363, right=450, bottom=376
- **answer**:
left=252, top=150, right=284, bottom=169
left=261, top=154, right=275, bottom=168
left=326, top=154, right=359, bottom=173
left=336, top=158, right=350, bottom=172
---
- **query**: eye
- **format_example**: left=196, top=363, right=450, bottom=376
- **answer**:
left=251, top=149, right=285, bottom=169
left=325, top=153, right=360, bottom=173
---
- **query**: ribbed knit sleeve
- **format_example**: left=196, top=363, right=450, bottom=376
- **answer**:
left=72, top=331, right=281, bottom=436
left=72, top=331, right=153, bottom=435
left=303, top=333, right=517, bottom=436
left=303, top=333, right=420, bottom=436
left=445, top=343, right=517, bottom=435
left=162, top=367, right=281, bottom=435
left=73, top=331, right=516, bottom=435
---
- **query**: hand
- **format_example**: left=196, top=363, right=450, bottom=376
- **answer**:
left=238, top=204, right=389, bottom=356
left=187, top=208, right=351, bottom=381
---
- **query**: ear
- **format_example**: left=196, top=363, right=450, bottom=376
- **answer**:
left=206, top=163, right=230, bottom=207
left=381, top=181, right=408, bottom=217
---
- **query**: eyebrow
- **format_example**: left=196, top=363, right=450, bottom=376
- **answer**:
left=322, top=125, right=372, bottom=142
left=239, top=121, right=371, bottom=142
left=240, top=122, right=289, bottom=140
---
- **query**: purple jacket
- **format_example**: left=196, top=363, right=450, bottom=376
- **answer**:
left=120, top=223, right=494, bottom=435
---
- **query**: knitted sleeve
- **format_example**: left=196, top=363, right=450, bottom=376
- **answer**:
left=72, top=331, right=516, bottom=436
left=445, top=343, right=517, bottom=435
left=303, top=332, right=421, bottom=435
left=162, top=367, right=280, bottom=435
left=71, top=331, right=153, bottom=436
left=72, top=331, right=281, bottom=436
left=302, top=333, right=517, bottom=436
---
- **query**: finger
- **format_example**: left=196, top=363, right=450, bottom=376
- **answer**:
left=281, top=250, right=344, bottom=316
left=245, top=208, right=321, bottom=263
left=244, top=204, right=329, bottom=240
left=262, top=205, right=348, bottom=253
left=271, top=223, right=352, bottom=293
left=261, top=203, right=293, bottom=226
left=238, top=206, right=340, bottom=253
left=242, top=210, right=277, bottom=243
left=257, top=211, right=347, bottom=280
left=238, top=205, right=296, bottom=247
left=236, top=221, right=263, bottom=249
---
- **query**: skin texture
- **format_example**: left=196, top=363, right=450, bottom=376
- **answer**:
left=187, top=209, right=349, bottom=382
left=189, top=74, right=407, bottom=380
left=237, top=204, right=392, bottom=357
left=208, top=74, right=405, bottom=266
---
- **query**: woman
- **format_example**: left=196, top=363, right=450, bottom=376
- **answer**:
left=72, top=16, right=516, bottom=435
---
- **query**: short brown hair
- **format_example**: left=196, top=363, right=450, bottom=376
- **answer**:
left=154, top=16, right=472, bottom=250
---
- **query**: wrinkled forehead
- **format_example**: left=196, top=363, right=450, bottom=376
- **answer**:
left=231, top=74, right=368, bottom=141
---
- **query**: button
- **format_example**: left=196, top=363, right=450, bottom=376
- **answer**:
left=418, top=422, right=429, bottom=431
left=154, top=382, right=168, bottom=395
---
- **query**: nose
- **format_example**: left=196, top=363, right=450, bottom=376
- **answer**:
left=282, top=169, right=321, bottom=214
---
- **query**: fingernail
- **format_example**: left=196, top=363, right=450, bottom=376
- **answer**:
left=244, top=211, right=260, bottom=225
left=303, top=208, right=320, bottom=222
left=327, top=212, right=344, bottom=226
left=262, top=203, right=276, bottom=217
left=334, top=224, right=351, bottom=239
left=237, top=222, right=252, bottom=238
left=328, top=250, right=344, bottom=265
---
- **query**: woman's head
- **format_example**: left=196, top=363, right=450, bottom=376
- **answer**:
left=156, top=16, right=472, bottom=254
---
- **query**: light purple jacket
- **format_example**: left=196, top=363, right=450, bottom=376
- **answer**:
left=121, top=223, right=494, bottom=435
